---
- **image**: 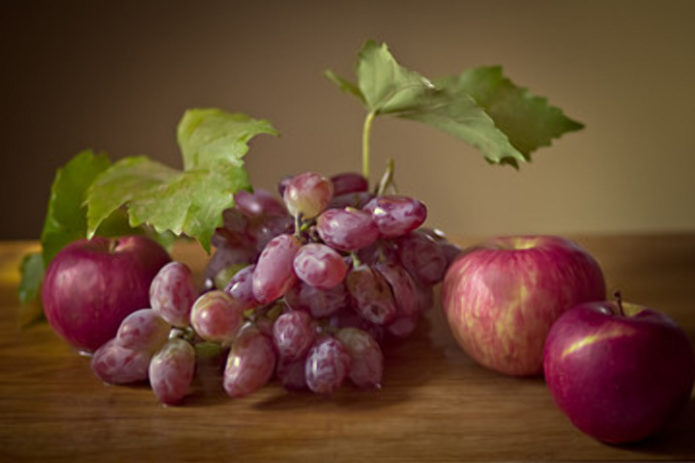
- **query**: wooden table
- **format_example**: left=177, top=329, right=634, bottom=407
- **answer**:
left=0, top=235, right=693, bottom=462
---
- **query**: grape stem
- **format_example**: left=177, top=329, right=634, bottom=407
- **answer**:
left=293, top=213, right=303, bottom=238
left=350, top=252, right=362, bottom=268
left=362, top=111, right=376, bottom=180
left=375, top=158, right=396, bottom=197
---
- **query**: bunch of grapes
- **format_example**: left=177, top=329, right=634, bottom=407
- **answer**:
left=90, top=171, right=460, bottom=405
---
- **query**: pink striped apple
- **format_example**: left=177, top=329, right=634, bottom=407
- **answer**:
left=442, top=235, right=605, bottom=376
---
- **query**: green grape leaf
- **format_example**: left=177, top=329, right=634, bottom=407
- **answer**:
left=17, top=252, right=44, bottom=327
left=435, top=66, right=585, bottom=160
left=397, top=92, right=527, bottom=167
left=177, top=108, right=278, bottom=171
left=87, top=109, right=275, bottom=252
left=40, top=149, right=111, bottom=266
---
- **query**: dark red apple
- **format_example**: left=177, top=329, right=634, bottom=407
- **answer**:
left=442, top=235, right=606, bottom=376
left=42, top=235, right=171, bottom=353
left=543, top=296, right=695, bottom=444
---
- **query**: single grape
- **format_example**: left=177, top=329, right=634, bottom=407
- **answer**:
left=149, top=338, right=196, bottom=405
left=246, top=214, right=294, bottom=253
left=283, top=172, right=333, bottom=219
left=419, top=227, right=461, bottom=266
left=396, top=231, right=447, bottom=285
left=363, top=195, right=427, bottom=238
left=285, top=281, right=348, bottom=318
left=276, top=356, right=307, bottom=391
left=234, top=189, right=286, bottom=217
left=115, top=308, right=170, bottom=354
left=150, top=262, right=198, bottom=328
left=386, top=315, right=419, bottom=339
left=327, top=191, right=375, bottom=210
left=293, top=243, right=347, bottom=290
left=90, top=339, right=151, bottom=384
left=305, top=337, right=351, bottom=395
left=272, top=311, right=316, bottom=361
left=316, top=207, right=379, bottom=251
left=346, top=264, right=397, bottom=325
left=330, top=172, right=369, bottom=196
left=252, top=234, right=302, bottom=304
left=190, top=291, right=244, bottom=345
left=223, top=325, right=276, bottom=398
left=373, top=261, right=419, bottom=317
left=336, top=327, right=383, bottom=388
left=224, top=265, right=260, bottom=311
left=356, top=240, right=397, bottom=266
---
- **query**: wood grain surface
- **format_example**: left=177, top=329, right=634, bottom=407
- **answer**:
left=0, top=235, right=693, bottom=462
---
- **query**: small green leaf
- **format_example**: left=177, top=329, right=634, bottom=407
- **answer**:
left=177, top=108, right=278, bottom=171
left=18, top=253, right=44, bottom=327
left=436, top=67, right=584, bottom=160
left=356, top=40, right=434, bottom=115
left=40, top=149, right=111, bottom=266
left=18, top=253, right=43, bottom=305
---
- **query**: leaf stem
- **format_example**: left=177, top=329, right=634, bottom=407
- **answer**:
left=362, top=111, right=376, bottom=180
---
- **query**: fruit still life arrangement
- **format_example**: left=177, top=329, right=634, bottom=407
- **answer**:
left=17, top=41, right=694, bottom=445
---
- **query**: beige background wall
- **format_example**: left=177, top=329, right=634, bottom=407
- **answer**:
left=3, top=0, right=694, bottom=239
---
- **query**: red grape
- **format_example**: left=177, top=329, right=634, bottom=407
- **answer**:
left=316, top=207, right=379, bottom=251
left=396, top=231, right=447, bottom=285
left=273, top=311, right=317, bottom=361
left=190, top=291, right=244, bottom=345
left=150, top=262, right=198, bottom=328
left=224, top=264, right=260, bottom=310
left=305, top=337, right=351, bottom=395
left=148, top=338, right=196, bottom=405
left=330, top=172, right=369, bottom=196
left=363, top=195, right=427, bottom=238
left=91, top=339, right=150, bottom=385
left=115, top=308, right=170, bottom=354
left=283, top=172, right=333, bottom=219
left=293, top=243, right=347, bottom=289
left=285, top=281, right=348, bottom=318
left=346, top=264, right=397, bottom=325
left=223, top=325, right=276, bottom=398
left=252, top=234, right=302, bottom=304
left=336, top=327, right=383, bottom=388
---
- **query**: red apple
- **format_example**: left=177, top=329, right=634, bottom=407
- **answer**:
left=42, top=235, right=171, bottom=353
left=543, top=296, right=695, bottom=444
left=442, top=235, right=606, bottom=376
